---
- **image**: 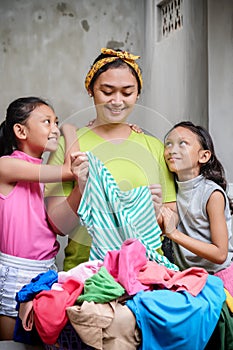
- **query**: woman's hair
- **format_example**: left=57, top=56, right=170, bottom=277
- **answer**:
left=88, top=49, right=142, bottom=95
left=0, top=96, right=53, bottom=156
left=166, top=121, right=233, bottom=214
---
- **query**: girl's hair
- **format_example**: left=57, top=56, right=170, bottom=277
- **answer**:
left=166, top=121, right=233, bottom=214
left=89, top=49, right=142, bottom=95
left=0, top=96, right=53, bottom=156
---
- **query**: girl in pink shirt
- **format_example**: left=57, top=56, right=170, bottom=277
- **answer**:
left=0, top=96, right=74, bottom=340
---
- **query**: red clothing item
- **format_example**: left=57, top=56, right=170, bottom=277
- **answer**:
left=33, top=278, right=84, bottom=344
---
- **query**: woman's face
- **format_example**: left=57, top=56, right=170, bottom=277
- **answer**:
left=92, top=66, right=139, bottom=125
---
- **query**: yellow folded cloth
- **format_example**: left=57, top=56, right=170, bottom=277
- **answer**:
left=224, top=288, right=233, bottom=312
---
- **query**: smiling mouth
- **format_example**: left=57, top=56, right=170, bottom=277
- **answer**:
left=167, top=157, right=180, bottom=162
left=106, top=105, right=126, bottom=113
left=48, top=137, right=58, bottom=141
left=109, top=108, right=124, bottom=114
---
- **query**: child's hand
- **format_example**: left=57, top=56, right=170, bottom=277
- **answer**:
left=71, top=152, right=89, bottom=194
left=161, top=207, right=178, bottom=237
left=128, top=123, right=143, bottom=133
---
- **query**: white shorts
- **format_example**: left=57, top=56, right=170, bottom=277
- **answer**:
left=0, top=252, right=57, bottom=317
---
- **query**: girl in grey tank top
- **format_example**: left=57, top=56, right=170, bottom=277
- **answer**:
left=162, top=121, right=233, bottom=296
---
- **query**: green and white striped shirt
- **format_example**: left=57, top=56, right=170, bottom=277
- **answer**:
left=78, top=152, right=178, bottom=271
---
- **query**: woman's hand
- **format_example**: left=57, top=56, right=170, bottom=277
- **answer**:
left=149, top=184, right=163, bottom=220
left=71, top=152, right=89, bottom=194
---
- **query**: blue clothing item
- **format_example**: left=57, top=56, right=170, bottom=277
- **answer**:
left=16, top=270, right=58, bottom=303
left=13, top=316, right=42, bottom=345
left=126, top=275, right=225, bottom=350
left=14, top=270, right=58, bottom=345
left=78, top=152, right=178, bottom=271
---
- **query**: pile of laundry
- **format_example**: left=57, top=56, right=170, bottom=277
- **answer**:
left=14, top=238, right=225, bottom=350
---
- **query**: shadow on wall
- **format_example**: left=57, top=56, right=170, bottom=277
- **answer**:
left=56, top=235, right=68, bottom=271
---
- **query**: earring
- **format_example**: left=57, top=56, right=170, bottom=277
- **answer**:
left=89, top=93, right=92, bottom=97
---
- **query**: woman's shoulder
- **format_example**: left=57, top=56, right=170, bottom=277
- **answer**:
left=132, top=132, right=164, bottom=154
left=144, top=133, right=164, bottom=145
left=133, top=131, right=163, bottom=144
left=77, top=126, right=90, bottom=137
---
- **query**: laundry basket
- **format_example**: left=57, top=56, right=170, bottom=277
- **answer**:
left=43, top=322, right=95, bottom=350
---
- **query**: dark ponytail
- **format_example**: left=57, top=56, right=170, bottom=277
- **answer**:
left=0, top=120, right=13, bottom=156
left=0, top=96, right=52, bottom=156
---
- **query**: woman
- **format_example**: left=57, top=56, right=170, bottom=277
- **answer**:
left=45, top=48, right=177, bottom=271
left=43, top=50, right=225, bottom=350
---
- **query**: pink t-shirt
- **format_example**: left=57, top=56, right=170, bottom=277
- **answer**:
left=0, top=150, right=59, bottom=260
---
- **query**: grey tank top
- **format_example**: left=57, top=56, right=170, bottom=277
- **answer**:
left=173, top=175, right=233, bottom=273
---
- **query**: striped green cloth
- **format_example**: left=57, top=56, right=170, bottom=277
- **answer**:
left=78, top=152, right=178, bottom=271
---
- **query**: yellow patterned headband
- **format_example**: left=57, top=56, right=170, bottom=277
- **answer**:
left=85, top=48, right=143, bottom=92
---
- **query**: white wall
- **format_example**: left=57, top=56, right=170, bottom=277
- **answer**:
left=208, top=0, right=233, bottom=184
left=140, top=0, right=208, bottom=142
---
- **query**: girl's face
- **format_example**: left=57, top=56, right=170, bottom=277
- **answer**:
left=23, top=104, right=60, bottom=157
left=92, top=66, right=139, bottom=125
left=164, top=126, right=205, bottom=181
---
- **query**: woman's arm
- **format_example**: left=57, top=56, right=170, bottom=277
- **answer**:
left=45, top=151, right=89, bottom=235
left=45, top=185, right=82, bottom=235
left=161, top=190, right=228, bottom=264
left=44, top=125, right=84, bottom=235
left=46, top=152, right=89, bottom=234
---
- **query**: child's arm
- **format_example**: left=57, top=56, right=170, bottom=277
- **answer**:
left=0, top=124, right=79, bottom=185
left=0, top=157, right=73, bottom=184
left=161, top=190, right=228, bottom=264
left=60, top=123, right=79, bottom=161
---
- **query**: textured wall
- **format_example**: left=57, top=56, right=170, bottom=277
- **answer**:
left=0, top=0, right=144, bottom=124
left=1, top=0, right=232, bottom=185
